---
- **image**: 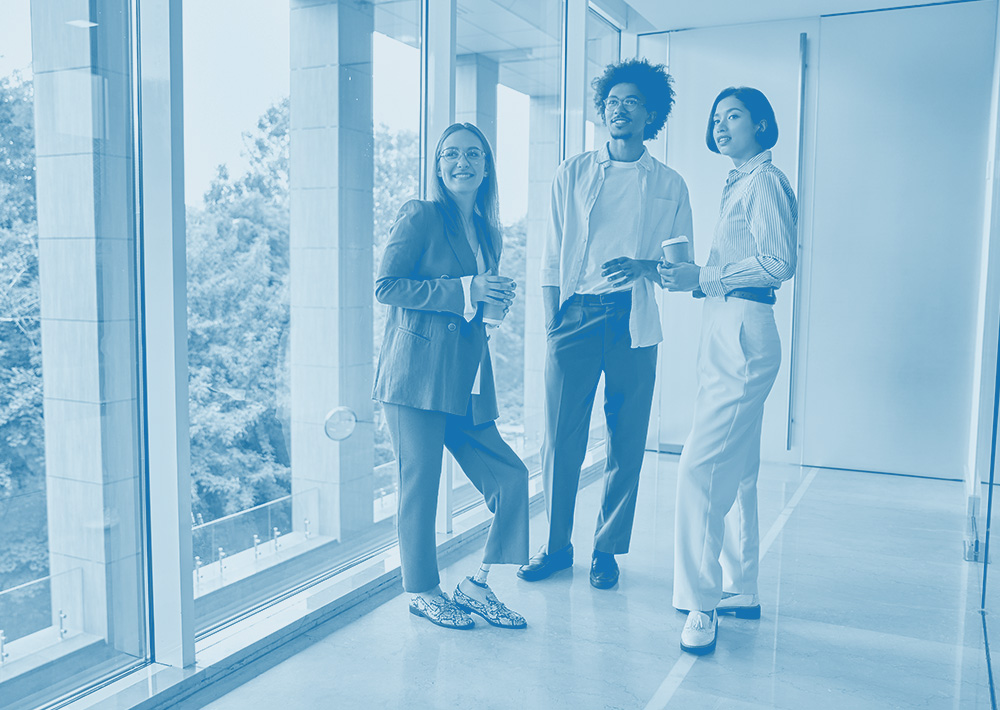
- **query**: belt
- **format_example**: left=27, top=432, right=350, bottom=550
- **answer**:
left=569, top=291, right=632, bottom=307
left=726, top=287, right=775, bottom=305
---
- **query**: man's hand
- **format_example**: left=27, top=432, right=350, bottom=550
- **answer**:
left=471, top=274, right=516, bottom=305
left=658, top=261, right=701, bottom=292
left=601, top=258, right=660, bottom=288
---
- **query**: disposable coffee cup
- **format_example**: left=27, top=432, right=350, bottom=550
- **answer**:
left=661, top=236, right=691, bottom=263
left=483, top=301, right=506, bottom=327
left=482, top=276, right=512, bottom=327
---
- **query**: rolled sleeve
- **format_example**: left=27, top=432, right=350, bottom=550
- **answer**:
left=699, top=264, right=727, bottom=297
left=375, top=200, right=467, bottom=315
left=540, top=167, right=565, bottom=288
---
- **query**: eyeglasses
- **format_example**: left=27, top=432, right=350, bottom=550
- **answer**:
left=604, top=97, right=644, bottom=111
left=439, top=147, right=486, bottom=163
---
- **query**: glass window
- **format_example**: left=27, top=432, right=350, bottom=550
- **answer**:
left=450, top=0, right=564, bottom=505
left=585, top=10, right=621, bottom=152
left=0, top=1, right=146, bottom=706
left=372, top=2, right=422, bottom=523
left=183, top=0, right=421, bottom=632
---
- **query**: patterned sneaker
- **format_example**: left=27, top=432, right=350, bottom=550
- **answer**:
left=453, top=578, right=527, bottom=629
left=408, top=593, right=475, bottom=630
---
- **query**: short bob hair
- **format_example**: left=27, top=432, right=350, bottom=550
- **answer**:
left=706, top=86, right=779, bottom=153
left=428, top=122, right=502, bottom=266
left=592, top=58, right=675, bottom=141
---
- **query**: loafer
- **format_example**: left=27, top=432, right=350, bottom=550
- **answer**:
left=589, top=551, right=619, bottom=589
left=517, top=543, right=573, bottom=581
left=408, top=593, right=475, bottom=630
left=453, top=578, right=527, bottom=629
left=680, top=610, right=717, bottom=655
left=717, top=593, right=761, bottom=619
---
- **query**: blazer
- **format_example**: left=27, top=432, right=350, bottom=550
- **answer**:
left=373, top=199, right=500, bottom=425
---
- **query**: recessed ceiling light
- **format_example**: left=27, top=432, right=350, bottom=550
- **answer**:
left=66, top=20, right=98, bottom=28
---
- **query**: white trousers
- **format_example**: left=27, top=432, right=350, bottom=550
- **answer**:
left=672, top=296, right=781, bottom=612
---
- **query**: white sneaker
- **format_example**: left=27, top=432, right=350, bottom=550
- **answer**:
left=680, top=610, right=717, bottom=655
left=717, top=593, right=761, bottom=619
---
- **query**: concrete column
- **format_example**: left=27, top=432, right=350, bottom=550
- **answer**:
left=456, top=54, right=498, bottom=150
left=289, top=0, right=375, bottom=541
left=31, top=0, right=143, bottom=653
left=524, top=95, right=562, bottom=455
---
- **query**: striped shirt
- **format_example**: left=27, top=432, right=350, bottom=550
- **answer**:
left=698, top=151, right=797, bottom=298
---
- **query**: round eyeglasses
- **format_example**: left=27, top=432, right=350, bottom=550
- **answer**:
left=439, top=147, right=486, bottom=163
left=604, top=97, right=644, bottom=111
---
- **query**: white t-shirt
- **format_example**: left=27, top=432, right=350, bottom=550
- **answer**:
left=576, top=159, right=642, bottom=294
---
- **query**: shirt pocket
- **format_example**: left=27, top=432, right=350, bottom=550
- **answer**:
left=649, top=198, right=678, bottom=239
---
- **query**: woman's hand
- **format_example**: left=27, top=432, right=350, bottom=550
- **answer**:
left=658, top=261, right=701, bottom=292
left=470, top=274, right=516, bottom=306
left=601, top=258, right=660, bottom=288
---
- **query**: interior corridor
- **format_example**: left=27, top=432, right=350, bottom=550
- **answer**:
left=185, top=453, right=991, bottom=709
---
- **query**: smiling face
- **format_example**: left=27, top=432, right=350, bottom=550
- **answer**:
left=712, top=95, right=765, bottom=165
left=604, top=82, right=653, bottom=143
left=436, top=129, right=487, bottom=201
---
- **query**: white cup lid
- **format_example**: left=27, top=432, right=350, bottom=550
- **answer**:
left=661, top=236, right=690, bottom=247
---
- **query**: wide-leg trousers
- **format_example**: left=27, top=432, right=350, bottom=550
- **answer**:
left=672, top=297, right=781, bottom=613
left=382, top=402, right=529, bottom=593
left=542, top=295, right=658, bottom=555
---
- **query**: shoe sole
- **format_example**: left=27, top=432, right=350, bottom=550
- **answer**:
left=717, top=605, right=761, bottom=619
left=516, top=559, right=573, bottom=582
left=680, top=637, right=717, bottom=655
left=408, top=605, right=475, bottom=630
left=454, top=601, right=527, bottom=630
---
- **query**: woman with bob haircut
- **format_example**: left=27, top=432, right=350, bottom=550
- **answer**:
left=659, top=86, right=797, bottom=655
left=373, top=122, right=530, bottom=630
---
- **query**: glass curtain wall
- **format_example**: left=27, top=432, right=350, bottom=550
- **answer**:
left=0, top=1, right=147, bottom=708
left=372, top=1, right=422, bottom=524
left=584, top=10, right=620, bottom=152
left=183, top=0, right=421, bottom=633
left=449, top=0, right=563, bottom=506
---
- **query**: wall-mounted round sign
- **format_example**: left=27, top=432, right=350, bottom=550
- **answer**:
left=324, top=406, right=357, bottom=441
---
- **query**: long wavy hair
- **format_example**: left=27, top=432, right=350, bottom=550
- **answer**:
left=428, top=122, right=502, bottom=269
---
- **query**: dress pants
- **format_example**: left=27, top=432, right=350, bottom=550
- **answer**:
left=542, top=295, right=658, bottom=555
left=672, top=297, right=781, bottom=612
left=382, top=401, right=529, bottom=594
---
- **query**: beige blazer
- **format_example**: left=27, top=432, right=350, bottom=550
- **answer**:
left=373, top=200, right=499, bottom=425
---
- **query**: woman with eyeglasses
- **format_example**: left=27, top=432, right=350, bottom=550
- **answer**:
left=659, top=87, right=797, bottom=655
left=373, top=122, right=529, bottom=630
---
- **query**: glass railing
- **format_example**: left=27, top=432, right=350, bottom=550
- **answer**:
left=0, top=567, right=84, bottom=671
left=192, top=488, right=322, bottom=597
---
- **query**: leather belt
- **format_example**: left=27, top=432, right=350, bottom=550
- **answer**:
left=569, top=291, right=632, bottom=307
left=726, top=287, right=776, bottom=305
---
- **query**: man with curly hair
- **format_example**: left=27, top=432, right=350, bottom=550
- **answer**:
left=518, top=59, right=693, bottom=589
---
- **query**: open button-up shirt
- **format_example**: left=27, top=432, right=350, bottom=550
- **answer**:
left=541, top=144, right=694, bottom=348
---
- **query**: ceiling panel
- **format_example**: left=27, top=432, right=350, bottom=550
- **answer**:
left=626, top=0, right=974, bottom=31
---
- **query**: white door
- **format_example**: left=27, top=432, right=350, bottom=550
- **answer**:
left=798, top=1, right=995, bottom=478
left=643, top=19, right=817, bottom=464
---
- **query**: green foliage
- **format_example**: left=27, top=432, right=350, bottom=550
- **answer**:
left=373, top=124, right=420, bottom=469
left=492, top=218, right=526, bottom=440
left=187, top=100, right=292, bottom=520
left=0, top=73, right=49, bottom=592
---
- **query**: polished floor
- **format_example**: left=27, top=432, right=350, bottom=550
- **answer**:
left=194, top=453, right=993, bottom=709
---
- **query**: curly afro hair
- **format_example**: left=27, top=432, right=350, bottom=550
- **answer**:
left=592, top=58, right=675, bottom=141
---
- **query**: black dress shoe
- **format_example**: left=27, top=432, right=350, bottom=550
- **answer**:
left=517, top=543, right=573, bottom=581
left=590, top=551, right=619, bottom=589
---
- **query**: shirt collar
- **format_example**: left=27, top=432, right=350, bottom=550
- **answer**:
left=729, top=150, right=772, bottom=178
left=597, top=142, right=653, bottom=171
